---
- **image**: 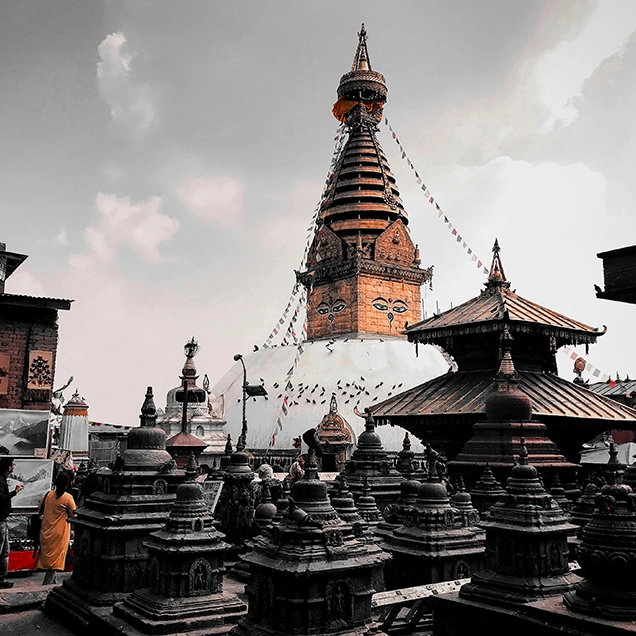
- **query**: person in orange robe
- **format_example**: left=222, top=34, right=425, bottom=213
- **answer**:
left=36, top=472, right=76, bottom=585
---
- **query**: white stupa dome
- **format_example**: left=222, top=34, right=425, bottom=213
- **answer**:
left=212, top=335, right=448, bottom=453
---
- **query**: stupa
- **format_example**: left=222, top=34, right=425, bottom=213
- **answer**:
left=339, top=408, right=403, bottom=510
left=214, top=435, right=256, bottom=546
left=315, top=393, right=354, bottom=472
left=46, top=387, right=182, bottom=631
left=230, top=446, right=389, bottom=636
left=469, top=465, right=505, bottom=517
left=110, top=455, right=247, bottom=635
left=380, top=469, right=485, bottom=590
left=459, top=440, right=578, bottom=605
left=212, top=24, right=448, bottom=459
left=564, top=456, right=636, bottom=619
left=374, top=240, right=636, bottom=463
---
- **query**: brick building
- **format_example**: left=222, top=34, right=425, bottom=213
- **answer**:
left=0, top=242, right=72, bottom=411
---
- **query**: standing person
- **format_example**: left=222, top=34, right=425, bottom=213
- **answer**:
left=36, top=472, right=76, bottom=585
left=0, top=457, right=24, bottom=588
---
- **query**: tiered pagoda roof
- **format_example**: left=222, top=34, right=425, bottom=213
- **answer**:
left=372, top=240, right=636, bottom=462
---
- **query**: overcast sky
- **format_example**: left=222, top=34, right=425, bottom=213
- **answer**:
left=2, top=1, right=636, bottom=424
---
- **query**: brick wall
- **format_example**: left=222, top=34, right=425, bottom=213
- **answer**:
left=307, top=273, right=422, bottom=340
left=0, top=305, right=59, bottom=410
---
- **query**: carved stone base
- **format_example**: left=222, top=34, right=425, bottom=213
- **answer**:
left=44, top=580, right=120, bottom=632
left=564, top=579, right=636, bottom=620
left=230, top=619, right=386, bottom=636
left=460, top=569, right=580, bottom=605
left=112, top=589, right=247, bottom=635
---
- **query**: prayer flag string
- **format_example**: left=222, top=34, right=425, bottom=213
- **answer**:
left=269, top=124, right=349, bottom=445
left=560, top=346, right=609, bottom=383
left=263, top=123, right=348, bottom=350
left=384, top=117, right=489, bottom=276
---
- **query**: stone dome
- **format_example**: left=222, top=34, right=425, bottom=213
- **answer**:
left=485, top=388, right=532, bottom=422
left=417, top=479, right=450, bottom=505
left=212, top=335, right=447, bottom=453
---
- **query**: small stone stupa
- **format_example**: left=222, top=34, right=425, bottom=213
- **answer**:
left=215, top=435, right=256, bottom=546
left=469, top=464, right=505, bottom=517
left=111, top=454, right=247, bottom=635
left=380, top=467, right=485, bottom=590
left=46, top=387, right=182, bottom=631
left=564, top=453, right=636, bottom=619
left=340, top=408, right=402, bottom=511
left=231, top=444, right=389, bottom=636
left=315, top=394, right=354, bottom=473
left=460, top=439, right=578, bottom=605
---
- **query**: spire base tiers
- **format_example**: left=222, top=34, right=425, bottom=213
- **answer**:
left=299, top=258, right=430, bottom=288
left=112, top=590, right=247, bottom=634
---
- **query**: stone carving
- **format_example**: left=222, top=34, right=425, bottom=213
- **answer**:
left=152, top=478, right=167, bottom=495
left=189, top=557, right=212, bottom=595
left=326, top=580, right=352, bottom=629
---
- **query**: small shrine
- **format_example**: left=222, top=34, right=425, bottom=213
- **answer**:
left=564, top=456, right=636, bottom=619
left=58, top=389, right=89, bottom=456
left=315, top=393, right=354, bottom=473
left=339, top=408, right=403, bottom=510
left=373, top=240, right=636, bottom=463
left=380, top=470, right=485, bottom=590
left=158, top=338, right=226, bottom=463
left=231, top=445, right=389, bottom=636
left=214, top=435, right=256, bottom=546
left=46, top=387, right=182, bottom=630
left=469, top=465, right=505, bottom=517
left=459, top=440, right=578, bottom=605
left=110, top=455, right=247, bottom=635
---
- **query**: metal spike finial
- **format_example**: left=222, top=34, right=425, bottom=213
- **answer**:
left=486, top=238, right=510, bottom=291
left=352, top=23, right=371, bottom=72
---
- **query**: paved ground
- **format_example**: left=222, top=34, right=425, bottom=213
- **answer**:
left=0, top=571, right=75, bottom=636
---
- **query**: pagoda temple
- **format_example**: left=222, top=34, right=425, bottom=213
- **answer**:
left=212, top=25, right=448, bottom=456
left=373, top=240, right=636, bottom=464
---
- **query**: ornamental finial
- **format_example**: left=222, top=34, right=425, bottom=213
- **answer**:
left=352, top=23, right=371, bottom=72
left=485, top=238, right=510, bottom=292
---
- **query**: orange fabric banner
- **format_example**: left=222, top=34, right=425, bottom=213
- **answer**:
left=332, top=98, right=384, bottom=122
left=332, top=98, right=358, bottom=122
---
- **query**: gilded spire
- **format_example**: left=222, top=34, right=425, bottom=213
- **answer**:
left=485, top=239, right=510, bottom=292
left=351, top=23, right=371, bottom=71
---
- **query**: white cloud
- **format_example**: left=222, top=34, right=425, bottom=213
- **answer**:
left=80, top=193, right=180, bottom=264
left=176, top=175, right=244, bottom=228
left=536, top=2, right=636, bottom=130
left=97, top=32, right=156, bottom=134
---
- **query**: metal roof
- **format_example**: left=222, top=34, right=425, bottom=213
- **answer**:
left=0, top=293, right=73, bottom=310
left=371, top=370, right=636, bottom=423
left=406, top=288, right=599, bottom=337
left=588, top=380, right=636, bottom=398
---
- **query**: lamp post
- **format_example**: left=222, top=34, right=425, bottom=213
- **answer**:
left=233, top=353, right=267, bottom=447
